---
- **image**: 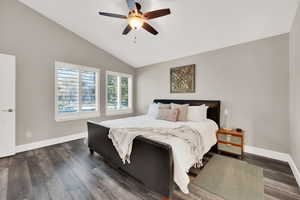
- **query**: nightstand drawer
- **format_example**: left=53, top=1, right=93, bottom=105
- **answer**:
left=218, top=134, right=242, bottom=145
left=218, top=143, right=242, bottom=155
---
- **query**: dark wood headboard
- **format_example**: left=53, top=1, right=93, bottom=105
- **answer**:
left=153, top=99, right=221, bottom=127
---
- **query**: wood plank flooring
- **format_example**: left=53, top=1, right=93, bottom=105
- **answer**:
left=0, top=139, right=299, bottom=200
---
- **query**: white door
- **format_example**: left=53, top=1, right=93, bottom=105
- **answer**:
left=0, top=53, right=15, bottom=158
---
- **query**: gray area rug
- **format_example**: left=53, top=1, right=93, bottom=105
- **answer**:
left=193, top=154, right=264, bottom=200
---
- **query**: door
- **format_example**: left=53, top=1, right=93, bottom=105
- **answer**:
left=0, top=53, right=15, bottom=158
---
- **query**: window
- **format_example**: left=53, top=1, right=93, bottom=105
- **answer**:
left=106, top=71, right=133, bottom=115
left=55, top=62, right=100, bottom=121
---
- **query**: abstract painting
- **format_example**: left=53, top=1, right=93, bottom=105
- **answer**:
left=170, top=64, right=195, bottom=93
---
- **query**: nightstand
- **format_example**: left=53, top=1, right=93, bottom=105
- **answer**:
left=217, top=129, right=244, bottom=159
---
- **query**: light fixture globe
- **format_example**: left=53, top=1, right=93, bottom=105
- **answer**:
left=128, top=15, right=144, bottom=29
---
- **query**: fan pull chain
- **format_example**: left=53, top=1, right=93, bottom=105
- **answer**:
left=133, top=32, right=137, bottom=44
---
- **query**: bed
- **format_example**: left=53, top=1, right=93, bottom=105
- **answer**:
left=87, top=99, right=221, bottom=199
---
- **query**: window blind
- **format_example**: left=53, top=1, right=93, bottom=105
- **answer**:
left=56, top=68, right=80, bottom=114
left=81, top=71, right=97, bottom=112
left=55, top=62, right=100, bottom=121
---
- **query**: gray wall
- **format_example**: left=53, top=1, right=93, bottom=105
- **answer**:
left=136, top=34, right=290, bottom=153
left=0, top=0, right=135, bottom=146
left=289, top=4, right=300, bottom=172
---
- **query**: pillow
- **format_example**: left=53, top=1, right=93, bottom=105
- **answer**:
left=187, top=105, right=208, bottom=122
left=156, top=109, right=178, bottom=122
left=147, top=103, right=159, bottom=118
left=158, top=103, right=171, bottom=109
left=171, top=103, right=189, bottom=121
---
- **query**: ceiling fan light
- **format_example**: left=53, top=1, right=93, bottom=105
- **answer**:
left=128, top=16, right=144, bottom=29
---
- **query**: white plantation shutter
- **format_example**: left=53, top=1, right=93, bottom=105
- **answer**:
left=55, top=62, right=99, bottom=121
left=80, top=71, right=97, bottom=112
left=56, top=68, right=80, bottom=114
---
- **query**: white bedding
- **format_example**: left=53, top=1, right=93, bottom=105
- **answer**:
left=97, top=115, right=218, bottom=193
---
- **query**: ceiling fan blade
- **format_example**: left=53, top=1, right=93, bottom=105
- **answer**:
left=99, top=12, right=127, bottom=19
left=143, top=9, right=171, bottom=20
left=123, top=25, right=132, bottom=35
left=135, top=2, right=142, bottom=11
left=126, top=0, right=136, bottom=11
left=142, top=22, right=158, bottom=35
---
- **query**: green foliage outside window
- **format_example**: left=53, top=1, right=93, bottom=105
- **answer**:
left=107, top=75, right=118, bottom=109
left=121, top=77, right=129, bottom=108
left=107, top=74, right=130, bottom=110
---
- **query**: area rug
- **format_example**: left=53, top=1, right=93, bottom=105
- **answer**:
left=193, top=154, right=264, bottom=200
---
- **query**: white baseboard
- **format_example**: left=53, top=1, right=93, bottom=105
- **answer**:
left=244, top=145, right=290, bottom=162
left=245, top=145, right=300, bottom=187
left=0, top=151, right=15, bottom=158
left=287, top=155, right=300, bottom=187
left=16, top=132, right=87, bottom=153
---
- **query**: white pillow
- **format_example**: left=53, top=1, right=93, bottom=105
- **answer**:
left=187, top=105, right=208, bottom=122
left=147, top=103, right=159, bottom=118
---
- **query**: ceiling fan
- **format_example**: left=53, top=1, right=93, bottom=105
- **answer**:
left=99, top=0, right=171, bottom=35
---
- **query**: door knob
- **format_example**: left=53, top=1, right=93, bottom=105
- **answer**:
left=0, top=109, right=13, bottom=112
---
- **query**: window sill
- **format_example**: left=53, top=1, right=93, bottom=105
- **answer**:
left=55, top=112, right=100, bottom=122
left=106, top=109, right=133, bottom=116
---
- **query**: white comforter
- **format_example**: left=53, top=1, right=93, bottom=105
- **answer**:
left=97, top=115, right=218, bottom=193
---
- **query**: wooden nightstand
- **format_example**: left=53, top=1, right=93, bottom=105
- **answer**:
left=217, top=129, right=244, bottom=159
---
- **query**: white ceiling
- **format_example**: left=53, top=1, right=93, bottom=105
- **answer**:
left=19, top=0, right=299, bottom=68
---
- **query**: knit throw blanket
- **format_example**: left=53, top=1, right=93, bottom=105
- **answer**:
left=108, top=125, right=205, bottom=165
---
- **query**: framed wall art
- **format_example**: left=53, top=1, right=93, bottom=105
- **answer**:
left=170, top=64, right=195, bottom=93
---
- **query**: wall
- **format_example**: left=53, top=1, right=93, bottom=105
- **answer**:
left=289, top=4, right=300, bottom=173
left=0, top=0, right=135, bottom=146
left=136, top=34, right=290, bottom=153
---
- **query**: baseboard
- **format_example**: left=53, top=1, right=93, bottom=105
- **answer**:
left=244, top=145, right=290, bottom=162
left=287, top=155, right=300, bottom=187
left=0, top=151, right=15, bottom=158
left=16, top=132, right=87, bottom=153
left=245, top=145, right=300, bottom=187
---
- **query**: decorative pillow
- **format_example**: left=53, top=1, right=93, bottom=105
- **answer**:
left=147, top=103, right=159, bottom=118
left=171, top=103, right=189, bottom=121
left=156, top=109, right=178, bottom=122
left=187, top=105, right=209, bottom=121
left=158, top=103, right=171, bottom=109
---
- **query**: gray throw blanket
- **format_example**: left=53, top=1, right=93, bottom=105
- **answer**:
left=108, top=125, right=205, bottom=165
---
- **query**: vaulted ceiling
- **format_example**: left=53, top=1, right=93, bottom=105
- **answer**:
left=19, top=0, right=299, bottom=67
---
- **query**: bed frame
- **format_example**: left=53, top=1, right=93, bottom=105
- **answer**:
left=87, top=99, right=220, bottom=199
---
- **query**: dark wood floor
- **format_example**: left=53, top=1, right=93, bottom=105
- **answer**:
left=0, top=139, right=299, bottom=200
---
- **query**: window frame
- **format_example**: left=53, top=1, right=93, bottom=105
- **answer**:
left=55, top=61, right=100, bottom=122
left=106, top=71, right=133, bottom=116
